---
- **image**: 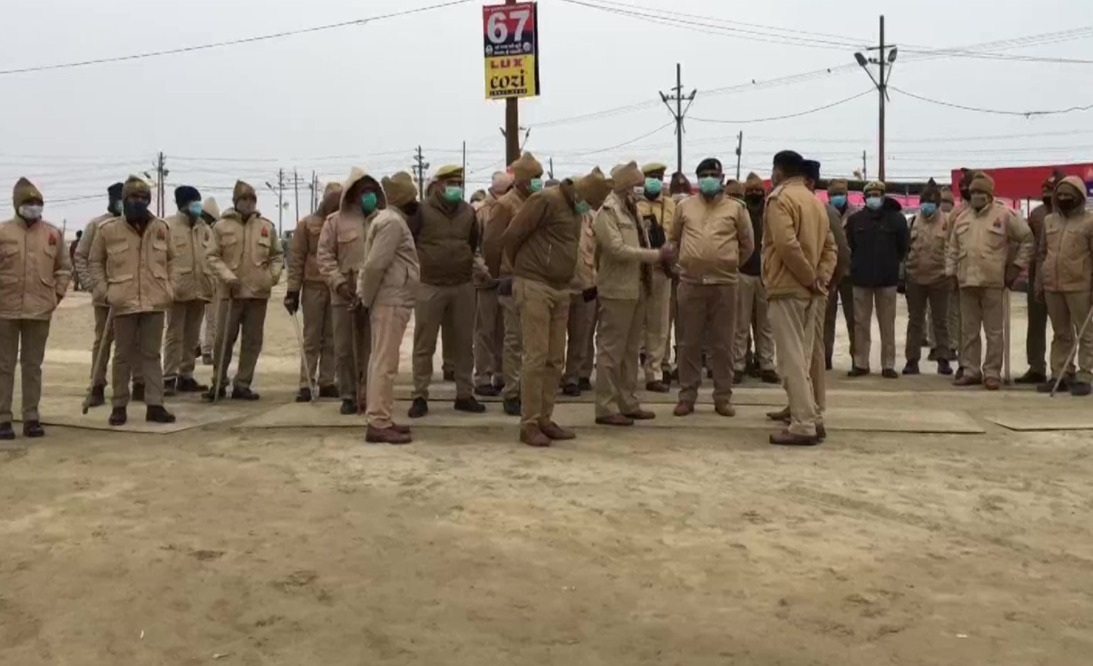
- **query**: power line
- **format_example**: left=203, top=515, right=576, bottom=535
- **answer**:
left=690, top=90, right=872, bottom=124
left=891, top=86, right=1093, bottom=118
left=0, top=0, right=472, bottom=76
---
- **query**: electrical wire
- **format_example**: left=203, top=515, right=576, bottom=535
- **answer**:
left=892, top=86, right=1093, bottom=117
left=690, top=90, right=872, bottom=124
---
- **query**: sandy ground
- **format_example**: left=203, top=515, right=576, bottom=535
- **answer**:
left=2, top=286, right=1092, bottom=666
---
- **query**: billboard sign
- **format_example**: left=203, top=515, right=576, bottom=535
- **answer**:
left=483, top=2, right=540, bottom=99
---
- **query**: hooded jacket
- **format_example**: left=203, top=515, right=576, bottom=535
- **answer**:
left=205, top=202, right=283, bottom=300
left=89, top=214, right=176, bottom=316
left=905, top=207, right=950, bottom=286
left=0, top=179, right=72, bottom=320
left=741, top=202, right=764, bottom=277
left=846, top=197, right=909, bottom=289
left=945, top=200, right=1033, bottom=289
left=288, top=184, right=342, bottom=291
left=669, top=191, right=754, bottom=285
left=593, top=191, right=661, bottom=300
left=1037, top=176, right=1093, bottom=293
left=409, top=189, right=478, bottom=286
left=164, top=210, right=214, bottom=302
left=74, top=212, right=117, bottom=306
left=357, top=207, right=420, bottom=310
left=317, top=169, right=385, bottom=305
left=761, top=176, right=837, bottom=300
left=503, top=184, right=582, bottom=290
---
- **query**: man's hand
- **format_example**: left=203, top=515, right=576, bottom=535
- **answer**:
left=809, top=278, right=829, bottom=296
left=348, top=294, right=364, bottom=312
left=657, top=244, right=675, bottom=262
left=582, top=286, right=598, bottom=303
left=336, top=282, right=353, bottom=302
left=284, top=290, right=300, bottom=314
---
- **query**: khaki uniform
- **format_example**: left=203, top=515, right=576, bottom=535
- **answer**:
left=763, top=177, right=837, bottom=436
left=473, top=191, right=504, bottom=388
left=287, top=210, right=336, bottom=391
left=484, top=188, right=531, bottom=401
left=636, top=194, right=677, bottom=383
left=824, top=205, right=858, bottom=365
left=668, top=191, right=754, bottom=407
left=409, top=190, right=478, bottom=401
left=945, top=201, right=1033, bottom=380
left=0, top=191, right=71, bottom=424
left=1037, top=177, right=1093, bottom=381
left=593, top=191, right=661, bottom=417
left=1025, top=202, right=1051, bottom=375
left=89, top=215, right=175, bottom=408
left=946, top=202, right=973, bottom=365
left=205, top=207, right=283, bottom=391
left=163, top=213, right=214, bottom=382
left=358, top=206, right=420, bottom=429
left=563, top=211, right=598, bottom=387
left=905, top=210, right=952, bottom=364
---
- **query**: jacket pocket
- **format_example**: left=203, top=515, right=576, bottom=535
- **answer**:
left=218, top=233, right=240, bottom=270
left=255, top=235, right=271, bottom=267
left=39, top=241, right=57, bottom=286
left=151, top=238, right=170, bottom=279
left=106, top=241, right=131, bottom=280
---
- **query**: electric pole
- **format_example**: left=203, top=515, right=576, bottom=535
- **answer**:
left=413, top=146, right=430, bottom=196
left=548, top=157, right=554, bottom=180
left=152, top=152, right=168, bottom=218
left=854, top=16, right=897, bottom=181
left=293, top=169, right=301, bottom=225
left=734, top=132, right=744, bottom=180
left=862, top=150, right=868, bottom=181
left=265, top=170, right=285, bottom=237
left=461, top=141, right=467, bottom=189
left=659, top=63, right=697, bottom=177
left=310, top=171, right=318, bottom=214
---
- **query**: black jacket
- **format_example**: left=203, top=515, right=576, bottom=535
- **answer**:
left=740, top=203, right=763, bottom=277
left=847, top=198, right=909, bottom=289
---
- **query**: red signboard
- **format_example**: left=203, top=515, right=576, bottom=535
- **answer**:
left=950, top=162, right=1093, bottom=200
left=482, top=2, right=540, bottom=99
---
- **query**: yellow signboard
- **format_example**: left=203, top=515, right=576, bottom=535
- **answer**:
left=482, top=2, right=540, bottom=100
left=485, top=55, right=538, bottom=99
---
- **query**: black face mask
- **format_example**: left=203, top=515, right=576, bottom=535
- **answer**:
left=745, top=193, right=764, bottom=207
left=1057, top=197, right=1080, bottom=214
left=124, top=200, right=150, bottom=223
left=400, top=201, right=420, bottom=217
left=1042, top=196, right=1053, bottom=207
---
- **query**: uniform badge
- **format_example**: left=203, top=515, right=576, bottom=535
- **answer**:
left=157, top=228, right=166, bottom=240
left=48, top=233, right=57, bottom=246
left=261, top=227, right=269, bottom=238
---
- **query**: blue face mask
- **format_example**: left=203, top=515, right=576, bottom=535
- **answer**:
left=919, top=202, right=938, bottom=217
left=865, top=196, right=883, bottom=211
left=698, top=176, right=722, bottom=196
left=644, top=178, right=663, bottom=197
left=186, top=201, right=204, bottom=218
left=830, top=194, right=847, bottom=209
left=443, top=186, right=464, bottom=203
left=361, top=192, right=378, bottom=213
left=576, top=201, right=591, bottom=214
left=529, top=178, right=544, bottom=193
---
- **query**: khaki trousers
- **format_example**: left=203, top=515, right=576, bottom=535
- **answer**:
left=202, top=293, right=220, bottom=356
left=959, top=286, right=1004, bottom=381
left=582, top=299, right=598, bottom=380
left=949, top=285, right=962, bottom=364
left=905, top=281, right=952, bottom=364
left=0, top=319, right=50, bottom=424
left=1027, top=285, right=1049, bottom=375
left=500, top=293, right=522, bottom=401
left=824, top=277, right=855, bottom=365
left=92, top=305, right=143, bottom=387
left=562, top=294, right=596, bottom=386
left=164, top=300, right=206, bottom=381
left=663, top=277, right=678, bottom=374
left=677, top=282, right=736, bottom=406
left=367, top=304, right=412, bottom=429
left=1046, top=290, right=1093, bottom=382
left=734, top=274, right=775, bottom=373
left=808, top=292, right=828, bottom=418
left=441, top=308, right=455, bottom=376
left=595, top=297, right=645, bottom=417
left=112, top=312, right=166, bottom=408
left=641, top=272, right=672, bottom=383
left=473, top=287, right=504, bottom=388
left=300, top=281, right=335, bottom=389
left=412, top=282, right=475, bottom=401
left=333, top=304, right=370, bottom=401
left=852, top=286, right=898, bottom=371
left=213, top=298, right=268, bottom=390
left=515, top=278, right=569, bottom=428
left=770, top=296, right=823, bottom=437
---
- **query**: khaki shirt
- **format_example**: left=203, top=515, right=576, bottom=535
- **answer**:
left=286, top=212, right=327, bottom=291
left=74, top=213, right=114, bottom=306
left=945, top=201, right=1032, bottom=289
left=669, top=193, right=754, bottom=285
left=89, top=217, right=175, bottom=315
left=0, top=217, right=71, bottom=320
left=357, top=208, right=421, bottom=310
left=593, top=192, right=660, bottom=301
left=906, top=210, right=951, bottom=286
left=317, top=209, right=375, bottom=305
left=206, top=210, right=283, bottom=300
left=165, top=213, right=214, bottom=302
left=1037, top=208, right=1093, bottom=293
left=761, top=177, right=837, bottom=300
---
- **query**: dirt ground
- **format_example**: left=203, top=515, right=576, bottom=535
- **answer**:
left=2, top=287, right=1092, bottom=666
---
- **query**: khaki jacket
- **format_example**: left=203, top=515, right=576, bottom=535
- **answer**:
left=286, top=211, right=328, bottom=291
left=206, top=209, right=283, bottom=299
left=945, top=201, right=1032, bottom=289
left=669, top=192, right=754, bottom=285
left=593, top=192, right=661, bottom=300
left=357, top=208, right=421, bottom=310
left=1037, top=177, right=1093, bottom=293
left=74, top=212, right=115, bottom=306
left=570, top=211, right=597, bottom=293
left=906, top=210, right=951, bottom=286
left=409, top=191, right=478, bottom=286
left=483, top=188, right=529, bottom=278
left=165, top=213, right=214, bottom=302
left=317, top=209, right=378, bottom=306
left=761, top=177, right=837, bottom=300
left=474, top=191, right=502, bottom=288
left=824, top=204, right=851, bottom=285
left=0, top=217, right=71, bottom=320
left=89, top=217, right=176, bottom=315
left=504, top=185, right=582, bottom=290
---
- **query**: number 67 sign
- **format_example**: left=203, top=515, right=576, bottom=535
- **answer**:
left=483, top=2, right=540, bottom=100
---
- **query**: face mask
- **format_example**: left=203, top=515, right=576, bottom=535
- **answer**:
left=529, top=178, right=544, bottom=193
left=124, top=200, right=149, bottom=221
left=970, top=193, right=990, bottom=211
left=865, top=196, right=883, bottom=211
left=919, top=202, right=938, bottom=217
left=1057, top=197, right=1080, bottom=214
left=745, top=193, right=764, bottom=206
left=829, top=194, right=847, bottom=209
left=644, top=178, right=663, bottom=197
left=18, top=204, right=43, bottom=221
left=443, top=186, right=463, bottom=203
left=941, top=202, right=954, bottom=213
left=361, top=192, right=378, bottom=213
left=698, top=177, right=722, bottom=196
left=111, top=200, right=123, bottom=215
left=236, top=201, right=256, bottom=216
left=576, top=201, right=591, bottom=214
left=186, top=201, right=204, bottom=218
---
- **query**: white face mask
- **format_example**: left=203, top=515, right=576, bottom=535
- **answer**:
left=19, top=204, right=43, bottom=221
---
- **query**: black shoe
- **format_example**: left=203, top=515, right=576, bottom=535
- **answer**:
left=295, top=388, right=313, bottom=403
left=760, top=370, right=780, bottom=384
left=882, top=369, right=899, bottom=379
left=230, top=387, right=260, bottom=401
left=502, top=397, right=522, bottom=416
left=902, top=362, right=920, bottom=376
left=645, top=380, right=670, bottom=393
left=131, top=383, right=145, bottom=402
left=1038, top=377, right=1069, bottom=393
left=1016, top=369, right=1048, bottom=385
left=201, top=353, right=214, bottom=366
left=408, top=397, right=429, bottom=419
left=88, top=384, right=106, bottom=408
left=109, top=407, right=128, bottom=426
left=955, top=367, right=966, bottom=381
left=927, top=348, right=938, bottom=361
left=454, top=397, right=486, bottom=413
left=732, top=373, right=744, bottom=386
left=825, top=358, right=833, bottom=371
left=578, top=378, right=592, bottom=391
left=340, top=399, right=359, bottom=415
left=561, top=383, right=581, bottom=397
left=176, top=377, right=208, bottom=393
left=22, top=421, right=45, bottom=438
left=661, top=371, right=672, bottom=386
left=938, top=359, right=953, bottom=376
left=1070, top=381, right=1092, bottom=397
left=0, top=422, right=13, bottom=440
left=847, top=367, right=870, bottom=378
left=706, top=368, right=714, bottom=379
left=202, top=386, right=227, bottom=402
left=474, top=384, right=500, bottom=397
left=443, top=369, right=456, bottom=382
left=318, top=384, right=339, bottom=399
left=163, top=378, right=177, bottom=397
left=146, top=405, right=176, bottom=423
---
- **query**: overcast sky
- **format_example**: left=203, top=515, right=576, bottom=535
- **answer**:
left=2, top=0, right=1090, bottom=234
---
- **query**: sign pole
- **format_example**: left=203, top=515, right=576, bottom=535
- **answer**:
left=483, top=0, right=540, bottom=165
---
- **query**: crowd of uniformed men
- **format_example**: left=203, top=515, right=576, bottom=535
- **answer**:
left=1, top=152, right=1090, bottom=446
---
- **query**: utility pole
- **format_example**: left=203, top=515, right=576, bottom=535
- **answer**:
left=413, top=146, right=430, bottom=196
left=293, top=169, right=300, bottom=225
left=862, top=150, right=868, bottom=182
left=310, top=171, right=318, bottom=214
left=461, top=141, right=467, bottom=189
left=854, top=16, right=896, bottom=181
left=548, top=157, right=554, bottom=180
left=734, top=132, right=743, bottom=180
left=659, top=63, right=697, bottom=177
left=265, top=170, right=285, bottom=237
left=153, top=152, right=168, bottom=218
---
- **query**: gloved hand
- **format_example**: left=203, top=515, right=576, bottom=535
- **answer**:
left=499, top=278, right=514, bottom=297
left=582, top=286, right=598, bottom=303
left=1004, top=264, right=1022, bottom=289
left=284, top=290, right=300, bottom=314
left=336, top=282, right=353, bottom=302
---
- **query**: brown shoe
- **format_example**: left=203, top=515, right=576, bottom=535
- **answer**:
left=769, top=429, right=820, bottom=447
left=953, top=374, right=982, bottom=387
left=389, top=423, right=411, bottom=435
left=766, top=406, right=791, bottom=423
left=984, top=377, right=1001, bottom=391
left=673, top=402, right=694, bottom=417
left=520, top=424, right=551, bottom=447
left=645, top=380, right=670, bottom=393
left=595, top=414, right=635, bottom=426
left=540, top=421, right=576, bottom=441
left=366, top=425, right=412, bottom=445
left=714, top=402, right=736, bottom=417
left=623, top=409, right=656, bottom=421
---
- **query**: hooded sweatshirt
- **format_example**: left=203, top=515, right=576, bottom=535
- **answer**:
left=287, top=184, right=342, bottom=292
left=74, top=210, right=117, bottom=306
left=847, top=197, right=909, bottom=289
left=205, top=189, right=283, bottom=300
left=0, top=179, right=72, bottom=320
left=317, top=169, right=385, bottom=305
left=1037, top=176, right=1093, bottom=293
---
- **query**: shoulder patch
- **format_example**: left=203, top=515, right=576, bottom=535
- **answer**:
left=261, top=226, right=270, bottom=237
